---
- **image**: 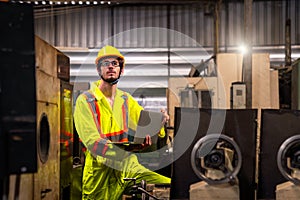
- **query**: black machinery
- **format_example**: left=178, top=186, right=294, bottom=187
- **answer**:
left=191, top=134, right=242, bottom=185
left=275, top=134, right=300, bottom=200
left=188, top=134, right=242, bottom=200
left=277, top=135, right=300, bottom=185
left=171, top=107, right=257, bottom=200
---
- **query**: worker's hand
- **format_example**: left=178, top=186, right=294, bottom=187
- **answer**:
left=161, top=108, right=169, bottom=125
left=124, top=135, right=152, bottom=152
left=135, top=134, right=152, bottom=151
left=141, top=134, right=152, bottom=148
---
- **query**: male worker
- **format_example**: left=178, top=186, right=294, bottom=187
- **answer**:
left=74, top=45, right=171, bottom=200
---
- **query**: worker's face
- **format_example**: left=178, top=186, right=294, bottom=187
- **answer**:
left=97, top=57, right=123, bottom=83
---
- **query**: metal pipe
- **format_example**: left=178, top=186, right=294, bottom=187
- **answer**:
left=285, top=18, right=292, bottom=66
left=242, top=0, right=253, bottom=108
left=213, top=0, right=222, bottom=55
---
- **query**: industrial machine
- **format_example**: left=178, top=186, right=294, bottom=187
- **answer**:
left=190, top=134, right=242, bottom=184
left=0, top=3, right=74, bottom=199
left=230, top=82, right=246, bottom=109
left=168, top=51, right=280, bottom=200
left=276, top=135, right=300, bottom=200
left=292, top=58, right=300, bottom=110
left=258, top=109, right=300, bottom=200
left=277, top=135, right=300, bottom=185
left=189, top=134, right=242, bottom=200
left=170, top=107, right=257, bottom=200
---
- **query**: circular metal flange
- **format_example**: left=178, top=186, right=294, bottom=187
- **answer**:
left=191, top=134, right=242, bottom=185
left=277, top=135, right=300, bottom=185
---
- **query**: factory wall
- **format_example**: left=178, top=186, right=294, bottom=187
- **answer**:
left=33, top=1, right=300, bottom=100
left=34, top=1, right=300, bottom=49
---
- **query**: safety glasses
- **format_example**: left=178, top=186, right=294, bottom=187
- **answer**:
left=98, top=60, right=120, bottom=68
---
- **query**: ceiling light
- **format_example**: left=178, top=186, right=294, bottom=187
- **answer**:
left=239, top=45, right=248, bottom=54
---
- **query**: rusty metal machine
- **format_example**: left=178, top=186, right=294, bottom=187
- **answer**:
left=1, top=3, right=74, bottom=199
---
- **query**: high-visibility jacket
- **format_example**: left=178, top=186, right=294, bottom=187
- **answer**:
left=73, top=80, right=170, bottom=199
left=74, top=80, right=166, bottom=159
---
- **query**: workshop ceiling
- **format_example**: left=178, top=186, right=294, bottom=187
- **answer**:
left=15, top=0, right=275, bottom=8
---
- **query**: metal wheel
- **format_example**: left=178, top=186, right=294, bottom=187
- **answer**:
left=277, top=135, right=300, bottom=185
left=191, top=134, right=242, bottom=185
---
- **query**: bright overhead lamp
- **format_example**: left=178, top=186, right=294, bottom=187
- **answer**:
left=239, top=45, right=248, bottom=54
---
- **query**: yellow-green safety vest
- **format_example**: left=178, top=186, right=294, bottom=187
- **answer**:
left=73, top=80, right=166, bottom=159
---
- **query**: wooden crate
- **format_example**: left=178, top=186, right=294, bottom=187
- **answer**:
left=168, top=53, right=279, bottom=125
left=216, top=53, right=278, bottom=109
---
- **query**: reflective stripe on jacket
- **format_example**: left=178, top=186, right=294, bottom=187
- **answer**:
left=73, top=80, right=166, bottom=160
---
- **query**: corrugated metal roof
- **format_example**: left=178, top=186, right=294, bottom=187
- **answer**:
left=34, top=1, right=300, bottom=91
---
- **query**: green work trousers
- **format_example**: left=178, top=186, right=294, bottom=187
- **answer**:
left=81, top=152, right=171, bottom=200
